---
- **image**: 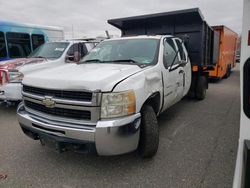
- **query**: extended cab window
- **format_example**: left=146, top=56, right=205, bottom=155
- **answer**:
left=7, top=32, right=31, bottom=58
left=0, top=32, right=7, bottom=58
left=163, top=38, right=179, bottom=68
left=175, top=39, right=187, bottom=61
left=82, top=38, right=159, bottom=65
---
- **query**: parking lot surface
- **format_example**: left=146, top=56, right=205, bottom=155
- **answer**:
left=0, top=65, right=240, bottom=188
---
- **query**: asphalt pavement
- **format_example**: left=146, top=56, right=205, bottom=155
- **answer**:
left=0, top=65, right=240, bottom=188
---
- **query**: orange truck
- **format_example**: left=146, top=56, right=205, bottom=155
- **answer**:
left=209, top=26, right=238, bottom=79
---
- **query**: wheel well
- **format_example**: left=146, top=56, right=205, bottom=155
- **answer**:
left=142, top=92, right=161, bottom=115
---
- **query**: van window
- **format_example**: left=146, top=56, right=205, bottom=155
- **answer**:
left=243, top=58, right=250, bottom=119
left=32, top=34, right=45, bottom=50
left=175, top=39, right=187, bottom=61
left=0, top=32, right=7, bottom=58
left=163, top=38, right=178, bottom=68
left=7, top=32, right=31, bottom=58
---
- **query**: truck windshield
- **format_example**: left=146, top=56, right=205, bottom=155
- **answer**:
left=81, top=38, right=159, bottom=65
left=28, top=42, right=69, bottom=59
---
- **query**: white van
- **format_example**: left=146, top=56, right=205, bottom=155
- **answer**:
left=233, top=0, right=250, bottom=187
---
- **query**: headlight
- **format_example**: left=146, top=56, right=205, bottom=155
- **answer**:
left=101, top=90, right=135, bottom=118
left=8, top=71, right=24, bottom=83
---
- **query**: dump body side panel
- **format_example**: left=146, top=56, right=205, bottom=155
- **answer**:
left=108, top=8, right=217, bottom=67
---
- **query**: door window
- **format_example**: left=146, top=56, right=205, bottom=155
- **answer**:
left=175, top=39, right=187, bottom=61
left=67, top=43, right=89, bottom=62
left=79, top=43, right=89, bottom=57
left=67, top=43, right=88, bottom=58
left=163, top=38, right=178, bottom=68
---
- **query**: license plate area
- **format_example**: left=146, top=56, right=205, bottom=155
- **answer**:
left=40, top=136, right=65, bottom=152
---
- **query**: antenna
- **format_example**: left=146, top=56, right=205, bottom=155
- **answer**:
left=72, top=24, right=74, bottom=38
left=105, top=30, right=110, bottom=39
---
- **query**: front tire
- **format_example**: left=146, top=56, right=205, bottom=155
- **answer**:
left=138, top=105, right=159, bottom=158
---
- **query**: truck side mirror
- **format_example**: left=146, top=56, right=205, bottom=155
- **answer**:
left=179, top=61, right=187, bottom=67
left=65, top=55, right=74, bottom=62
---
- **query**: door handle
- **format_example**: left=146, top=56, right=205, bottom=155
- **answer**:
left=179, top=70, right=184, bottom=74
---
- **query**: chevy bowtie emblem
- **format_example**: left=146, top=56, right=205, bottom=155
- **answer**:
left=42, top=96, right=56, bottom=108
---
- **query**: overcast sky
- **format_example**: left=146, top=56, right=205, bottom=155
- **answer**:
left=0, top=0, right=243, bottom=38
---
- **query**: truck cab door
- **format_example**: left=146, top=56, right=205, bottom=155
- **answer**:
left=161, top=38, right=182, bottom=110
left=174, top=38, right=192, bottom=97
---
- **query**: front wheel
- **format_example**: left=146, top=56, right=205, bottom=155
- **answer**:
left=138, top=105, right=159, bottom=158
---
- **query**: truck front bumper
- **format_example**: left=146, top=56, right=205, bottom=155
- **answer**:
left=17, top=103, right=141, bottom=156
left=0, top=83, right=22, bottom=101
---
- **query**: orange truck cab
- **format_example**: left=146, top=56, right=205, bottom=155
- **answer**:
left=208, top=26, right=238, bottom=79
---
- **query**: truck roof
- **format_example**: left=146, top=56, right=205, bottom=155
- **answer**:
left=105, top=35, right=173, bottom=41
left=47, top=40, right=95, bottom=44
left=212, top=25, right=238, bottom=35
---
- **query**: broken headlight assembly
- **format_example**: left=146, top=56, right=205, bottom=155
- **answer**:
left=8, top=70, right=24, bottom=83
left=101, top=90, right=135, bottom=118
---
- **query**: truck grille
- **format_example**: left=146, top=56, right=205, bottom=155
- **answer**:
left=23, top=85, right=92, bottom=102
left=24, top=100, right=91, bottom=120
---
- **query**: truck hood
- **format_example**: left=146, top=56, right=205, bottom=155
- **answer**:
left=23, top=63, right=144, bottom=92
left=0, top=58, right=45, bottom=70
left=18, top=59, right=63, bottom=75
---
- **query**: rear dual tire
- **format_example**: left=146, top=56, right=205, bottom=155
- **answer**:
left=224, top=65, right=231, bottom=79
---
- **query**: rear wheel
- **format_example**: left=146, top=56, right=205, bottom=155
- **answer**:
left=224, top=65, right=231, bottom=79
left=195, top=76, right=207, bottom=100
left=138, top=105, right=159, bottom=158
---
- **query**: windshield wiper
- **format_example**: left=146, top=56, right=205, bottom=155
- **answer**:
left=32, top=56, right=48, bottom=61
left=82, top=59, right=103, bottom=63
left=110, top=59, right=138, bottom=64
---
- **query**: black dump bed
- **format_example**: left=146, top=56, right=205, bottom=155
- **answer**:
left=108, top=8, right=219, bottom=67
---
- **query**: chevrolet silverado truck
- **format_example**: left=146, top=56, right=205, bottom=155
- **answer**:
left=17, top=9, right=219, bottom=157
left=0, top=40, right=96, bottom=103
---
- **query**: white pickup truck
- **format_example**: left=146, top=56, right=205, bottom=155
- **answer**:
left=17, top=9, right=216, bottom=157
left=0, top=40, right=96, bottom=103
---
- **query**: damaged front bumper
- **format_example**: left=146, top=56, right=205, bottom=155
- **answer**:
left=17, top=103, right=141, bottom=156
